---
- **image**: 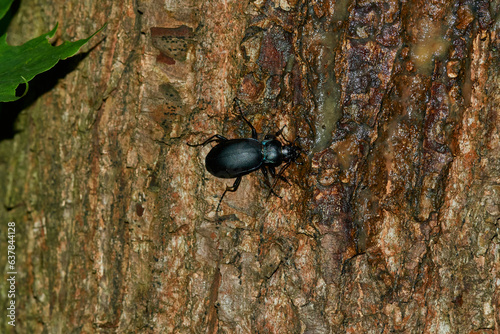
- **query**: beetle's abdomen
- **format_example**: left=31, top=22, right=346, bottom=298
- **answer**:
left=206, top=139, right=263, bottom=178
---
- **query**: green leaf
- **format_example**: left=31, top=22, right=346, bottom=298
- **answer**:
left=0, top=0, right=15, bottom=21
left=0, top=23, right=104, bottom=102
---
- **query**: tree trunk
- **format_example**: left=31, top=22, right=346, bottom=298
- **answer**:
left=1, top=0, right=499, bottom=333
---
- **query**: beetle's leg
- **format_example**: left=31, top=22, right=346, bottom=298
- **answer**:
left=269, top=166, right=290, bottom=185
left=261, top=166, right=282, bottom=199
left=216, top=176, right=242, bottom=213
left=267, top=162, right=292, bottom=200
left=233, top=98, right=258, bottom=139
left=187, top=134, right=227, bottom=147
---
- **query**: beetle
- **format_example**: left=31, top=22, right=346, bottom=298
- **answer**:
left=187, top=99, right=302, bottom=212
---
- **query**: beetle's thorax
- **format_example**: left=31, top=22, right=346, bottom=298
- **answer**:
left=262, top=139, right=283, bottom=165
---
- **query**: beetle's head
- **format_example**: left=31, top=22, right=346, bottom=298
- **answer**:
left=282, top=144, right=302, bottom=163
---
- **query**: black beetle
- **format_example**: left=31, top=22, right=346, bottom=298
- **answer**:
left=188, top=99, right=302, bottom=212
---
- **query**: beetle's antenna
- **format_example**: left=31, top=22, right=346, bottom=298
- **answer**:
left=275, top=125, right=286, bottom=137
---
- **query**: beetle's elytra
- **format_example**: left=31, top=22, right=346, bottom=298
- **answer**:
left=187, top=98, right=302, bottom=212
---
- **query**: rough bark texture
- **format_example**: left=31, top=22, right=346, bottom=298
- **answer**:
left=0, top=0, right=499, bottom=333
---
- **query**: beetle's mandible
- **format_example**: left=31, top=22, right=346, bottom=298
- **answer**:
left=187, top=98, right=302, bottom=212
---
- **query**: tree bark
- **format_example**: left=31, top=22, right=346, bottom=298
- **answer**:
left=0, top=0, right=499, bottom=333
